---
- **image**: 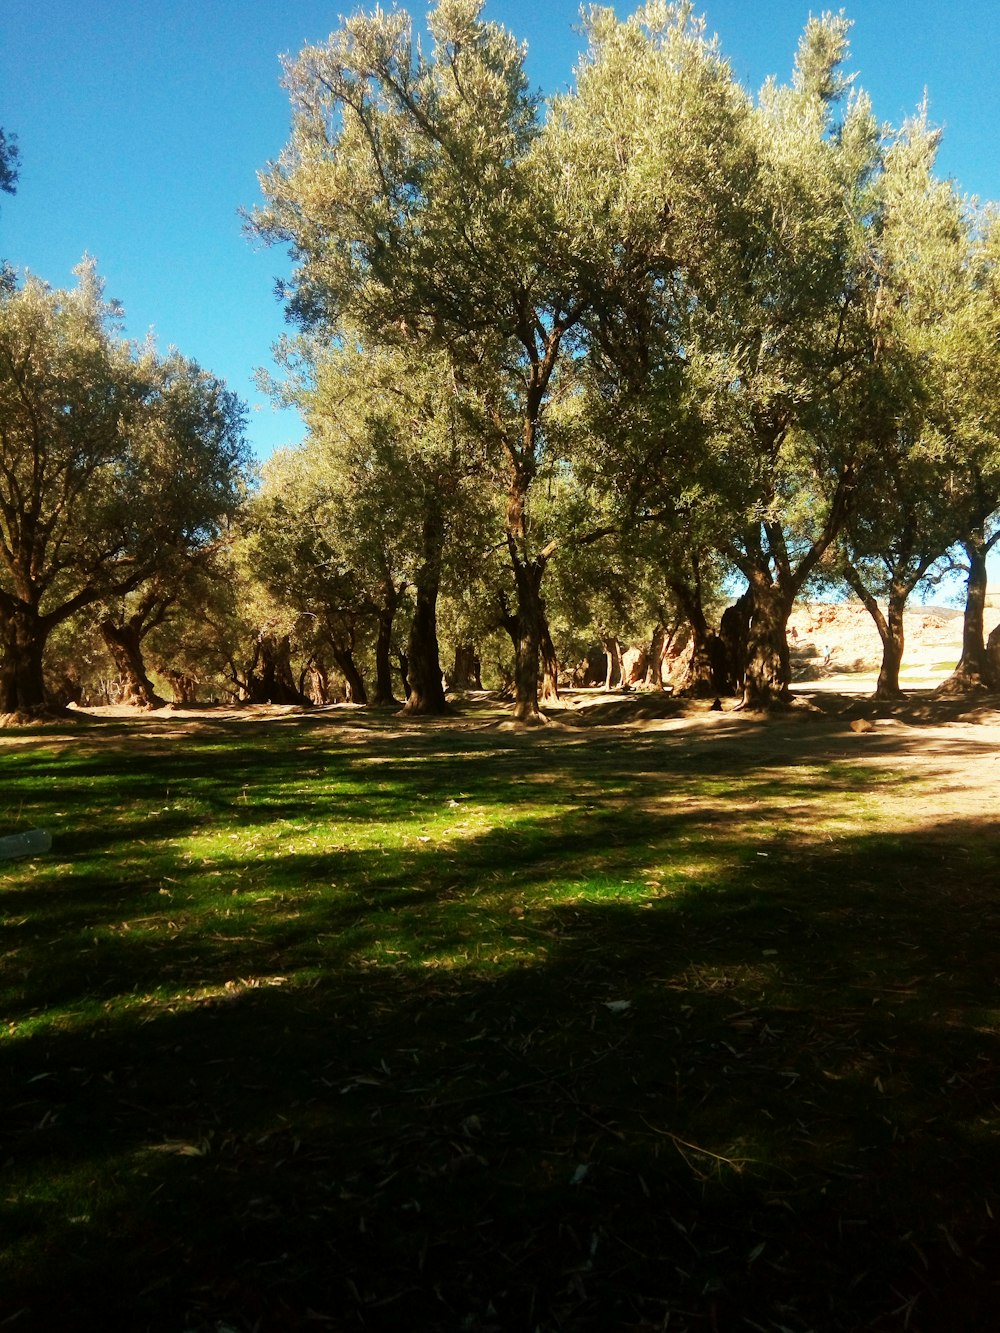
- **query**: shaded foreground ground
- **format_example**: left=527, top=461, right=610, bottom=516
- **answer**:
left=2, top=691, right=1000, bottom=1331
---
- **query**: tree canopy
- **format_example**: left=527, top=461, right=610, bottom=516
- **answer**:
left=0, top=128, right=18, bottom=200
left=3, top=4, right=1000, bottom=718
left=0, top=262, right=250, bottom=714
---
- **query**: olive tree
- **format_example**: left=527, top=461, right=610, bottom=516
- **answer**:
left=252, top=0, right=686, bottom=722
left=287, top=339, right=495, bottom=712
left=929, top=212, right=1000, bottom=692
left=551, top=11, right=886, bottom=708
left=0, top=263, right=249, bottom=716
left=832, top=113, right=970, bottom=697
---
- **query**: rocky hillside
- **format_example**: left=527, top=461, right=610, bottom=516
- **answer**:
left=788, top=600, right=978, bottom=686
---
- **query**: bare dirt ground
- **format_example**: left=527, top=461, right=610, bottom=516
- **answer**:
left=565, top=597, right=1000, bottom=830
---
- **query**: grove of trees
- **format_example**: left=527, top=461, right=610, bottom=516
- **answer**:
left=3, top=3, right=1000, bottom=720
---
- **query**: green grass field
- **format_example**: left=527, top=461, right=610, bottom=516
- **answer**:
left=2, top=700, right=999, bottom=1331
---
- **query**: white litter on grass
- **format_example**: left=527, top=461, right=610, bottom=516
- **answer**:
left=603, top=999, right=632, bottom=1014
left=0, top=829, right=52, bottom=860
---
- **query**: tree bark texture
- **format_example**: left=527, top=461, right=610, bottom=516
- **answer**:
left=719, top=591, right=753, bottom=696
left=301, top=659, right=332, bottom=705
left=100, top=618, right=166, bottom=709
left=539, top=624, right=560, bottom=703
left=845, top=572, right=908, bottom=699
left=246, top=634, right=311, bottom=705
left=741, top=581, right=793, bottom=709
left=644, top=624, right=677, bottom=689
left=0, top=605, right=49, bottom=716
left=672, top=580, right=741, bottom=697
left=161, top=669, right=199, bottom=705
left=450, top=644, right=483, bottom=691
left=330, top=645, right=368, bottom=705
left=509, top=552, right=547, bottom=723
left=371, top=582, right=404, bottom=706
left=939, top=538, right=998, bottom=692
left=402, top=503, right=449, bottom=715
left=875, top=596, right=907, bottom=700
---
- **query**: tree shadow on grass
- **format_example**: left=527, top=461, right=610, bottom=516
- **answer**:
left=0, top=718, right=921, bottom=1024
left=3, top=796, right=1000, bottom=1332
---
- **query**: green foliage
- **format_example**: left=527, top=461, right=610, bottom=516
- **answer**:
left=254, top=0, right=542, bottom=352
left=0, top=126, right=18, bottom=199
left=0, top=262, right=251, bottom=712
left=0, top=263, right=250, bottom=631
left=248, top=2, right=1000, bottom=707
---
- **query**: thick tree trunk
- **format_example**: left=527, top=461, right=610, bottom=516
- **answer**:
left=301, top=659, right=332, bottom=705
left=846, top=573, right=907, bottom=700
left=371, top=585, right=403, bottom=707
left=510, top=554, right=546, bottom=724
left=735, top=473, right=853, bottom=710
left=719, top=591, right=753, bottom=695
left=450, top=643, right=483, bottom=691
left=403, top=505, right=449, bottom=716
left=741, top=580, right=794, bottom=709
left=246, top=634, right=310, bottom=705
left=403, top=586, right=447, bottom=714
left=331, top=646, right=368, bottom=705
left=644, top=624, right=676, bottom=690
left=678, top=632, right=730, bottom=697
left=512, top=608, right=543, bottom=720
left=161, top=669, right=199, bottom=705
left=939, top=538, right=997, bottom=693
left=875, top=598, right=906, bottom=700
left=99, top=618, right=166, bottom=710
left=0, top=605, right=49, bottom=716
left=671, top=579, right=738, bottom=698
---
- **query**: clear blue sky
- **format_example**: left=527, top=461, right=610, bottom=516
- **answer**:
left=4, top=1, right=1000, bottom=461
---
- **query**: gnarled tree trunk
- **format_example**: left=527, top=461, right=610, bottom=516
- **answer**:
left=100, top=618, right=166, bottom=709
left=0, top=603, right=49, bottom=717
left=540, top=623, right=560, bottom=704
left=644, top=623, right=678, bottom=690
left=734, top=464, right=855, bottom=709
left=331, top=645, right=368, bottom=704
left=403, top=503, right=448, bottom=716
left=671, top=578, right=741, bottom=698
left=403, top=583, right=446, bottom=714
left=508, top=552, right=547, bottom=723
left=161, top=669, right=199, bottom=705
left=371, top=580, right=405, bottom=707
left=845, top=571, right=908, bottom=699
left=875, top=596, right=906, bottom=699
left=719, top=591, right=753, bottom=696
left=939, top=537, right=998, bottom=693
left=301, top=658, right=332, bottom=705
left=741, top=579, right=794, bottom=710
left=450, top=643, right=483, bottom=691
left=246, top=634, right=310, bottom=705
